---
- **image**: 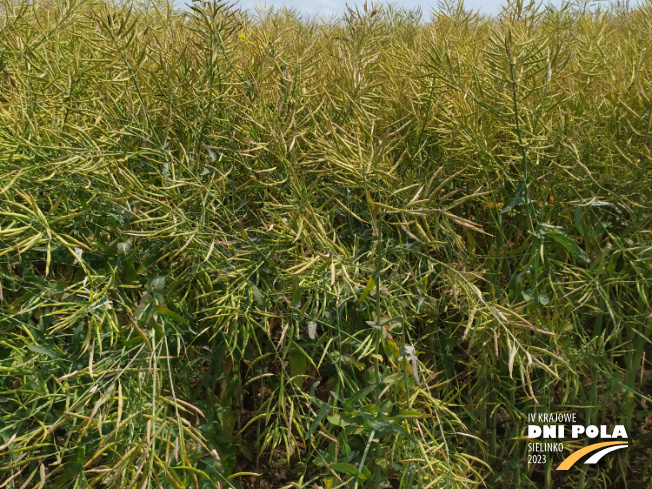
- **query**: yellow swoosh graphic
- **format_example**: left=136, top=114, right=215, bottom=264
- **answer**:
left=557, top=441, right=628, bottom=470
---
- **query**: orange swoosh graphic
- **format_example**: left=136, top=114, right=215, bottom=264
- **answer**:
left=557, top=441, right=628, bottom=470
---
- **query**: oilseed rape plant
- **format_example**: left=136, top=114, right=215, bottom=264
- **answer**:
left=0, top=0, right=650, bottom=488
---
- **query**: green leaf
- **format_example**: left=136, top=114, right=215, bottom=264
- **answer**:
left=358, top=277, right=376, bottom=303
left=327, top=414, right=356, bottom=427
left=546, top=230, right=590, bottom=263
left=251, top=283, right=265, bottom=307
left=398, top=410, right=425, bottom=419
left=522, top=289, right=550, bottom=306
left=330, top=463, right=366, bottom=480
left=347, top=385, right=377, bottom=406
left=588, top=200, right=621, bottom=213
left=205, top=147, right=218, bottom=162
left=27, top=345, right=60, bottom=359
left=151, top=276, right=166, bottom=291
left=154, top=305, right=188, bottom=325
left=478, top=150, right=493, bottom=162
left=574, top=206, right=584, bottom=236
left=306, top=402, right=331, bottom=439
left=288, top=347, right=308, bottom=387
left=501, top=180, right=524, bottom=215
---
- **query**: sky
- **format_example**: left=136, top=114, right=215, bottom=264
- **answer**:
left=173, top=0, right=629, bottom=21
left=238, top=0, right=486, bottom=17
left=239, top=0, right=502, bottom=17
left=230, top=0, right=590, bottom=19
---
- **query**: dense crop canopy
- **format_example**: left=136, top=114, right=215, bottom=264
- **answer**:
left=0, top=0, right=650, bottom=487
